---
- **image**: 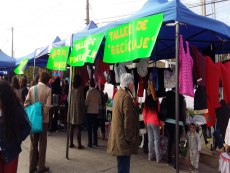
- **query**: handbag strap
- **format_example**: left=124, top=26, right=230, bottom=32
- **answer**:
left=34, top=85, right=37, bottom=103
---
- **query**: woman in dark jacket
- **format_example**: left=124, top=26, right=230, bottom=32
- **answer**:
left=0, top=80, right=31, bottom=173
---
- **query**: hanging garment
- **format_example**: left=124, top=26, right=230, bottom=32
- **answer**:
left=114, top=63, right=127, bottom=83
left=194, top=86, right=208, bottom=114
left=206, top=56, right=221, bottom=109
left=164, top=66, right=176, bottom=89
left=94, top=58, right=102, bottom=90
left=151, top=67, right=158, bottom=91
left=100, top=59, right=112, bottom=85
left=88, top=65, right=94, bottom=80
left=216, top=100, right=230, bottom=140
left=137, top=77, right=144, bottom=97
left=137, top=57, right=149, bottom=77
left=204, top=100, right=216, bottom=127
left=156, top=68, right=166, bottom=98
left=191, top=46, right=206, bottom=86
left=179, top=35, right=194, bottom=97
left=149, top=81, right=157, bottom=101
left=75, top=64, right=89, bottom=89
left=218, top=61, right=230, bottom=105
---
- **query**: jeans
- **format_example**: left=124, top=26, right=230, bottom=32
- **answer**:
left=165, top=123, right=183, bottom=163
left=147, top=123, right=162, bottom=161
left=117, top=156, right=130, bottom=173
left=213, top=128, right=224, bottom=149
left=87, top=114, right=98, bottom=146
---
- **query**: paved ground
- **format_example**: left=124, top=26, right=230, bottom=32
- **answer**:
left=18, top=129, right=219, bottom=173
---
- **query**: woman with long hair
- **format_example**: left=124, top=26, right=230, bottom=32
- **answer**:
left=20, top=77, right=28, bottom=104
left=11, top=76, right=20, bottom=99
left=0, top=80, right=31, bottom=173
left=68, top=75, right=85, bottom=149
left=143, top=95, right=162, bottom=162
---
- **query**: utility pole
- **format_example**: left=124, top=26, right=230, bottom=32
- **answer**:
left=11, top=27, right=14, bottom=57
left=86, top=0, right=90, bottom=25
left=201, top=0, right=206, bottom=16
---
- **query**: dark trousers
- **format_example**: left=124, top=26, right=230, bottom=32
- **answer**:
left=117, top=156, right=131, bottom=173
left=87, top=114, right=98, bottom=146
left=30, top=123, right=48, bottom=172
left=0, top=152, right=18, bottom=173
left=97, top=118, right=105, bottom=133
left=84, top=107, right=88, bottom=128
left=213, top=128, right=224, bottom=149
left=165, top=123, right=183, bottom=163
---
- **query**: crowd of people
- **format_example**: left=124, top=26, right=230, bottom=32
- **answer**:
left=0, top=72, right=222, bottom=173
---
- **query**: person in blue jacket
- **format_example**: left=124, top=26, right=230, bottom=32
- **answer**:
left=0, top=80, right=31, bottom=173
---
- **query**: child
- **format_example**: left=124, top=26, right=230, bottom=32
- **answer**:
left=60, top=90, right=67, bottom=105
left=187, top=121, right=201, bottom=173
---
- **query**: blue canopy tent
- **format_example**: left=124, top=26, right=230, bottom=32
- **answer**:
left=0, top=49, right=16, bottom=70
left=67, top=0, right=230, bottom=170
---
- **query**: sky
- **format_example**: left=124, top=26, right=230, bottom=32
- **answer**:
left=0, top=0, right=148, bottom=58
left=0, top=0, right=229, bottom=59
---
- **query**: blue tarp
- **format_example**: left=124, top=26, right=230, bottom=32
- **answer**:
left=0, top=49, right=15, bottom=68
left=71, top=0, right=230, bottom=60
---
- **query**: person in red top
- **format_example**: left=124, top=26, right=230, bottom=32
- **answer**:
left=143, top=94, right=162, bottom=162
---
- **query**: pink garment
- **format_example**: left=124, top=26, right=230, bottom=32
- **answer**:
left=60, top=95, right=67, bottom=104
left=179, top=35, right=194, bottom=97
left=94, top=58, right=102, bottom=90
left=75, top=64, right=89, bottom=89
left=143, top=103, right=162, bottom=126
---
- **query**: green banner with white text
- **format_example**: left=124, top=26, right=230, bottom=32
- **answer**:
left=68, top=33, right=104, bottom=66
left=14, top=58, right=29, bottom=74
left=46, top=46, right=69, bottom=70
left=103, top=13, right=163, bottom=63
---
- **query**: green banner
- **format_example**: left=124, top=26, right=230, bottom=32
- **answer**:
left=46, top=46, right=69, bottom=70
left=14, top=58, right=29, bottom=74
left=103, top=13, right=163, bottom=63
left=68, top=33, right=104, bottom=66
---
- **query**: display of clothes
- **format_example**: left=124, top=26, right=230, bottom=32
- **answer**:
left=137, top=76, right=144, bottom=97
left=191, top=46, right=206, bottom=86
left=156, top=68, right=166, bottom=98
left=164, top=66, right=175, bottom=89
left=75, top=64, right=89, bottom=89
left=114, top=63, right=127, bottom=83
left=179, top=35, right=194, bottom=97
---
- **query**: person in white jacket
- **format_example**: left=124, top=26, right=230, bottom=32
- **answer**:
left=187, top=121, right=201, bottom=173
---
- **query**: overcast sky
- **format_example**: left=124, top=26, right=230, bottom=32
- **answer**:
left=0, top=0, right=148, bottom=58
left=0, top=0, right=229, bottom=59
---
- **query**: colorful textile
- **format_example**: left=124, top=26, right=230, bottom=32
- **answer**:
left=191, top=46, right=206, bottom=86
left=206, top=56, right=221, bottom=108
left=179, top=35, right=194, bottom=97
left=75, top=64, right=89, bottom=89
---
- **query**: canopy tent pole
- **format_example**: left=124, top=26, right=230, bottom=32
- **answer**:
left=66, top=66, right=72, bottom=159
left=175, top=21, right=180, bottom=173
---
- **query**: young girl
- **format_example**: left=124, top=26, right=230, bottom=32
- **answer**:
left=187, top=121, right=201, bottom=173
left=60, top=90, right=67, bottom=105
left=143, top=94, right=162, bottom=162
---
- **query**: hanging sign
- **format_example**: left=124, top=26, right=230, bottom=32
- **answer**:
left=46, top=46, right=69, bottom=70
left=68, top=32, right=104, bottom=66
left=103, top=13, right=163, bottom=63
left=14, top=58, right=29, bottom=74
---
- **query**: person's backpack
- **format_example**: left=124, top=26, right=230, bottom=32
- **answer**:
left=157, top=98, right=168, bottom=121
